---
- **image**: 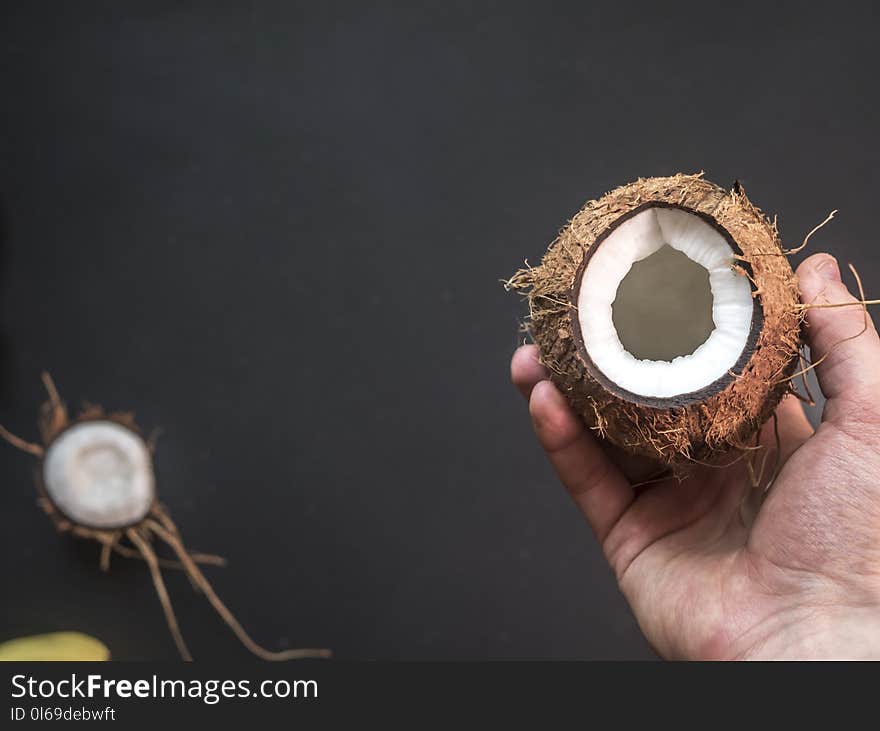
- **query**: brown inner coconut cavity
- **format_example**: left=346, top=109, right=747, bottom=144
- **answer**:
left=612, top=245, right=715, bottom=361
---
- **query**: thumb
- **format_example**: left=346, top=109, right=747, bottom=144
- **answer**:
left=796, top=252, right=880, bottom=427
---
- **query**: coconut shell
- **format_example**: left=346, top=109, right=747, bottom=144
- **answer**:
left=510, top=174, right=801, bottom=465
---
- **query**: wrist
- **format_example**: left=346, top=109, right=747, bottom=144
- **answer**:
left=737, top=606, right=880, bottom=660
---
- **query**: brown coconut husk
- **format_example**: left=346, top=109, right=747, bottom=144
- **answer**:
left=507, top=173, right=802, bottom=465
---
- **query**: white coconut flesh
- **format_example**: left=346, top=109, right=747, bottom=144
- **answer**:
left=42, top=421, right=155, bottom=529
left=577, top=207, right=754, bottom=399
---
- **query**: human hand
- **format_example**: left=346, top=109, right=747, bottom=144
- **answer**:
left=511, top=252, right=880, bottom=659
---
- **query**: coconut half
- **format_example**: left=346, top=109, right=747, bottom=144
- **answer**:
left=43, top=420, right=156, bottom=529
left=509, top=174, right=801, bottom=464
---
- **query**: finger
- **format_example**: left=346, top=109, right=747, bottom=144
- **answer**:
left=529, top=380, right=633, bottom=542
left=511, top=345, right=548, bottom=400
left=796, top=253, right=880, bottom=427
left=513, top=346, right=664, bottom=482
left=602, top=468, right=720, bottom=581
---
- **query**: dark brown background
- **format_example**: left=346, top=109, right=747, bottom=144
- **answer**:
left=0, top=2, right=875, bottom=659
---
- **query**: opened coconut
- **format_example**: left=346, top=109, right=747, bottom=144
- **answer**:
left=508, top=174, right=801, bottom=464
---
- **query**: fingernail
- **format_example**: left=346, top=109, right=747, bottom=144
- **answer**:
left=814, top=255, right=841, bottom=282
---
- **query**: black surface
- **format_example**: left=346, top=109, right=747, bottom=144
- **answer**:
left=0, top=2, right=876, bottom=660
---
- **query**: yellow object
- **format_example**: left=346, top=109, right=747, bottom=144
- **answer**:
left=0, top=632, right=110, bottom=661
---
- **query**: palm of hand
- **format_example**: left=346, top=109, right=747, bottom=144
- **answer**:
left=614, top=419, right=878, bottom=660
